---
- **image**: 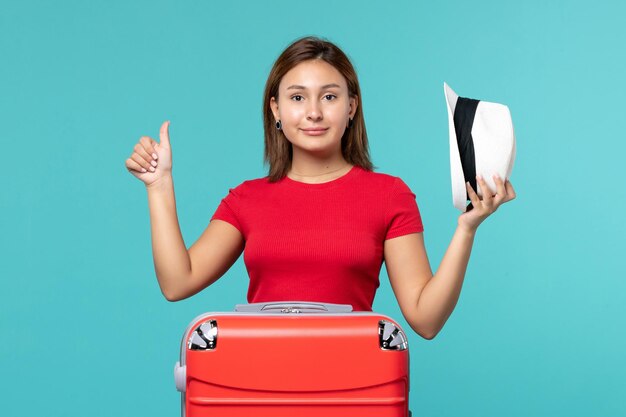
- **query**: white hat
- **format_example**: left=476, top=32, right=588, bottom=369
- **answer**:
left=444, top=82, right=516, bottom=212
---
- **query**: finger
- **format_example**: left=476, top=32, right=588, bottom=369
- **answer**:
left=159, top=120, right=170, bottom=147
left=140, top=136, right=159, bottom=161
left=492, top=174, right=507, bottom=205
left=505, top=180, right=516, bottom=201
left=131, top=152, right=155, bottom=172
left=126, top=158, right=148, bottom=174
left=476, top=175, right=494, bottom=208
left=466, top=181, right=481, bottom=209
left=133, top=143, right=156, bottom=168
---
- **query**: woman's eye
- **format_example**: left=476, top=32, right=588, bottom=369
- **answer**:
left=291, top=94, right=336, bottom=101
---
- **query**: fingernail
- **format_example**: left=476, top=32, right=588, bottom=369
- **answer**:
left=476, top=175, right=483, bottom=181
left=149, top=166, right=155, bottom=172
left=141, top=168, right=147, bottom=173
left=152, top=153, right=158, bottom=159
left=151, top=160, right=157, bottom=167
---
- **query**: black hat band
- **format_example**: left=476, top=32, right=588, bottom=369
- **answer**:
left=453, top=97, right=480, bottom=206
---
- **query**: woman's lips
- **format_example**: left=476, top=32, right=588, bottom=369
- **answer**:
left=301, top=128, right=328, bottom=136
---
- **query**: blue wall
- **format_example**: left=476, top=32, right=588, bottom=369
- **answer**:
left=1, top=1, right=624, bottom=415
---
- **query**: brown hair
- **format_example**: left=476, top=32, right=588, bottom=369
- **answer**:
left=262, top=36, right=374, bottom=182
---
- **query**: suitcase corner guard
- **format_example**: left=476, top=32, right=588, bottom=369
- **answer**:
left=378, top=320, right=408, bottom=351
left=188, top=319, right=218, bottom=350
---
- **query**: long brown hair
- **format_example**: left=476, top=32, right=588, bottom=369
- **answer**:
left=263, top=36, right=374, bottom=182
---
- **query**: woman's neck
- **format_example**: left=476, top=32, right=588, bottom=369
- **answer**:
left=288, top=154, right=352, bottom=184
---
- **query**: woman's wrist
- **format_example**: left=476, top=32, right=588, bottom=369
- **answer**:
left=146, top=174, right=174, bottom=192
left=456, top=221, right=478, bottom=238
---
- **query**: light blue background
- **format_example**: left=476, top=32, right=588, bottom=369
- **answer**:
left=1, top=1, right=625, bottom=416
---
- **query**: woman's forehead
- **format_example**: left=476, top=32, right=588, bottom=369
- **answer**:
left=279, top=60, right=347, bottom=90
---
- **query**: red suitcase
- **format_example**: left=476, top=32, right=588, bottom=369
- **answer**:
left=174, top=301, right=411, bottom=417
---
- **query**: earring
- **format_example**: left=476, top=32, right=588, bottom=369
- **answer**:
left=275, top=120, right=282, bottom=130
left=347, top=118, right=353, bottom=128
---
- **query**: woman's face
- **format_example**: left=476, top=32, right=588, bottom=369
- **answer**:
left=270, top=59, right=357, bottom=159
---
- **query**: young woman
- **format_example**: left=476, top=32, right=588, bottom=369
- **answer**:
left=125, top=36, right=515, bottom=340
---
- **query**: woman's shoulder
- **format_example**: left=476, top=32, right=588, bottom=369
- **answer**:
left=356, top=167, right=409, bottom=190
left=223, top=175, right=272, bottom=197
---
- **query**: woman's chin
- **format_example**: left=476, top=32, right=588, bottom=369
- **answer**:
left=292, top=144, right=339, bottom=158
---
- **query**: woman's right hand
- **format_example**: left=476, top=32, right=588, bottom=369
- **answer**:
left=125, top=121, right=173, bottom=187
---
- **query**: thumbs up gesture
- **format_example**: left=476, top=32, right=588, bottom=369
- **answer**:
left=125, top=121, right=173, bottom=187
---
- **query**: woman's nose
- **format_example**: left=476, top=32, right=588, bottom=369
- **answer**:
left=306, top=102, right=323, bottom=121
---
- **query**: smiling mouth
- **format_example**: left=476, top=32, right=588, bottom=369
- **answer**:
left=301, top=128, right=329, bottom=135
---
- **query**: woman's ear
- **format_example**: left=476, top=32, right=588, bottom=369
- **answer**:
left=270, top=97, right=280, bottom=121
left=349, top=95, right=358, bottom=118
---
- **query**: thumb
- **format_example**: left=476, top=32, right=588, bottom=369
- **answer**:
left=159, top=120, right=171, bottom=147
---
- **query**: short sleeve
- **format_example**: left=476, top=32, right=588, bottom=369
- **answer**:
left=211, top=185, right=244, bottom=234
left=384, top=178, right=424, bottom=240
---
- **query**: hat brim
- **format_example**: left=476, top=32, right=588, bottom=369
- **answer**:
left=444, top=82, right=469, bottom=212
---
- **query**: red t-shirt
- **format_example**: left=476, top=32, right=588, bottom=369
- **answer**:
left=211, top=166, right=423, bottom=311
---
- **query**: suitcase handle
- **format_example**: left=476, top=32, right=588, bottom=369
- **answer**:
left=234, top=301, right=353, bottom=313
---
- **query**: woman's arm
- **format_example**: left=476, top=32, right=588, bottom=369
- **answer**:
left=384, top=175, right=516, bottom=339
left=126, top=121, right=244, bottom=302
left=384, top=226, right=473, bottom=339
left=146, top=176, right=244, bottom=301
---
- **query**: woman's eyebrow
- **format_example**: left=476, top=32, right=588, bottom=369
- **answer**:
left=286, top=83, right=342, bottom=90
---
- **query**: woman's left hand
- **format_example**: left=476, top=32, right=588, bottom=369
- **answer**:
left=458, top=174, right=516, bottom=233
